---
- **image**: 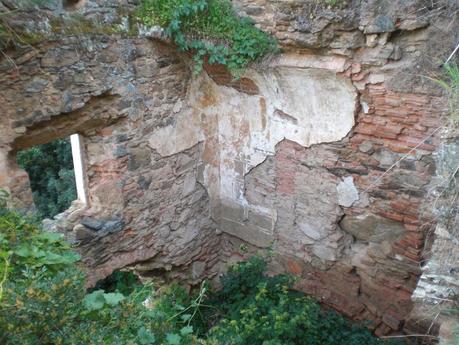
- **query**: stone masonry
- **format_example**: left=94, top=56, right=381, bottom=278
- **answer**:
left=0, top=0, right=458, bottom=338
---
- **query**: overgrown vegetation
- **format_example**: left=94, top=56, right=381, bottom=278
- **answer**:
left=0, top=0, right=50, bottom=50
left=17, top=138, right=77, bottom=219
left=136, top=0, right=278, bottom=76
left=1, top=0, right=277, bottom=76
left=202, top=257, right=402, bottom=345
left=437, top=63, right=459, bottom=127
left=0, top=191, right=402, bottom=344
left=0, top=200, right=206, bottom=344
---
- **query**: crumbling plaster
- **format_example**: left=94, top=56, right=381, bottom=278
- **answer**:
left=1, top=0, right=458, bottom=338
left=149, top=59, right=358, bottom=246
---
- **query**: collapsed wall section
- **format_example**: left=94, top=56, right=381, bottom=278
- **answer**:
left=148, top=64, right=358, bottom=246
left=0, top=0, right=457, bottom=338
left=0, top=36, right=220, bottom=286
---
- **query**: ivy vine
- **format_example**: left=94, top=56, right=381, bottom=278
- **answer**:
left=137, top=0, right=278, bottom=77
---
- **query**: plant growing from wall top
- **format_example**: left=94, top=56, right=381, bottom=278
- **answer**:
left=136, top=0, right=278, bottom=77
left=1, top=0, right=277, bottom=76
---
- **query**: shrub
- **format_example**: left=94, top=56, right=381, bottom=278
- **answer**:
left=0, top=209, right=207, bottom=345
left=202, top=257, right=403, bottom=345
left=137, top=0, right=278, bottom=76
left=0, top=209, right=82, bottom=344
left=0, top=207, right=403, bottom=344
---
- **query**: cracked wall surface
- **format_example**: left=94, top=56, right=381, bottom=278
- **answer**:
left=0, top=0, right=458, bottom=337
left=148, top=64, right=357, bottom=246
left=0, top=36, right=221, bottom=286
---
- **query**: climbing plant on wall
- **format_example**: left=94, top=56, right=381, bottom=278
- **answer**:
left=137, top=0, right=278, bottom=76
left=17, top=138, right=77, bottom=219
left=1, top=0, right=278, bottom=77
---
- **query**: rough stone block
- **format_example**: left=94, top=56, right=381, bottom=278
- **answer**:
left=220, top=203, right=245, bottom=223
left=340, top=212, right=405, bottom=243
left=337, top=176, right=359, bottom=207
left=220, top=218, right=273, bottom=248
left=74, top=224, right=95, bottom=241
left=128, top=147, right=152, bottom=171
left=312, top=244, right=338, bottom=261
left=247, top=209, right=274, bottom=232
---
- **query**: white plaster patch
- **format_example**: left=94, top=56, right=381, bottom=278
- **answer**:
left=337, top=176, right=359, bottom=207
left=272, top=53, right=348, bottom=72
left=147, top=62, right=358, bottom=243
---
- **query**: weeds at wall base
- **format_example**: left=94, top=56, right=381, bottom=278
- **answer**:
left=0, top=202, right=402, bottom=344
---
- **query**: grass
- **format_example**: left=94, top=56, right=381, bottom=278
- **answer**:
left=437, top=63, right=459, bottom=127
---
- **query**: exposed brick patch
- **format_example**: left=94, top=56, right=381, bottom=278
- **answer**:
left=236, top=77, right=445, bottom=334
left=1, top=0, right=454, bottom=337
left=203, top=63, right=260, bottom=95
left=352, top=85, right=444, bottom=154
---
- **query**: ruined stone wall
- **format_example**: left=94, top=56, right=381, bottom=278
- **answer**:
left=0, top=34, right=220, bottom=286
left=0, top=0, right=458, bottom=337
left=411, top=138, right=459, bottom=338
left=215, top=0, right=457, bottom=336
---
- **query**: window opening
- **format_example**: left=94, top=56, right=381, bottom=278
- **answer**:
left=70, top=134, right=87, bottom=205
left=16, top=134, right=87, bottom=219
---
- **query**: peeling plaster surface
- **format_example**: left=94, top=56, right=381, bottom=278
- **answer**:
left=148, top=65, right=357, bottom=241
left=0, top=0, right=455, bottom=335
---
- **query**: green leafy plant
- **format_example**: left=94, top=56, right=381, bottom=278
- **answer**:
left=441, top=63, right=459, bottom=126
left=0, top=211, right=80, bottom=276
left=428, top=63, right=459, bottom=127
left=137, top=0, right=278, bottom=77
left=2, top=0, right=277, bottom=77
left=0, top=208, right=83, bottom=344
left=201, top=257, right=403, bottom=345
left=0, top=210, right=207, bottom=345
left=83, top=289, right=125, bottom=311
left=0, top=189, right=8, bottom=209
left=0, top=208, right=403, bottom=344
